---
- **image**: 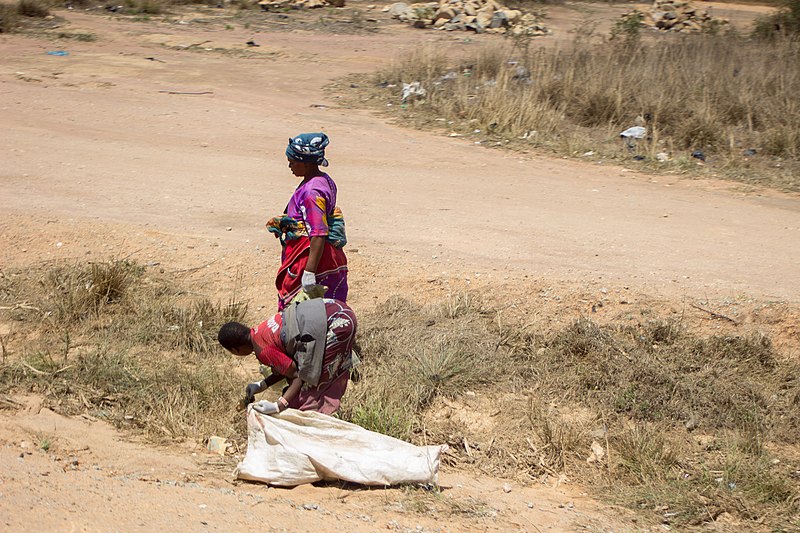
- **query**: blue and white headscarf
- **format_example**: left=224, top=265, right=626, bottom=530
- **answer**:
left=286, top=133, right=330, bottom=167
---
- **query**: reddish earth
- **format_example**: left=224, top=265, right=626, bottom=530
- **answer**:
left=0, top=1, right=796, bottom=531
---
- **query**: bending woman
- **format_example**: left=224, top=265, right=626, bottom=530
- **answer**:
left=267, top=133, right=348, bottom=309
left=218, top=299, right=357, bottom=415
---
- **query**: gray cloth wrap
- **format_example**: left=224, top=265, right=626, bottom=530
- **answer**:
left=280, top=298, right=328, bottom=387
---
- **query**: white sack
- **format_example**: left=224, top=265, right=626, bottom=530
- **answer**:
left=235, top=408, right=446, bottom=487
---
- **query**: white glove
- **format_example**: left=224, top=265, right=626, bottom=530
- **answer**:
left=301, top=270, right=317, bottom=290
left=251, top=400, right=280, bottom=415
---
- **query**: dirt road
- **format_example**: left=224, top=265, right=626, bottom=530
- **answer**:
left=2, top=7, right=798, bottom=303
left=0, top=2, right=797, bottom=531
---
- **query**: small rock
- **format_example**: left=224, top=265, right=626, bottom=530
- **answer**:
left=586, top=441, right=605, bottom=463
left=226, top=227, right=232, bottom=231
left=502, top=483, right=512, bottom=493
left=302, top=503, right=319, bottom=510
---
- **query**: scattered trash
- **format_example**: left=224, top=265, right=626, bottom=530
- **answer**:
left=502, top=482, right=512, bottom=493
left=47, top=51, right=69, bottom=57
left=401, top=81, right=426, bottom=102
left=246, top=40, right=260, bottom=47
left=656, top=152, right=670, bottom=162
left=620, top=126, right=646, bottom=140
left=743, top=148, right=757, bottom=157
left=145, top=57, right=166, bottom=63
left=207, top=436, right=228, bottom=456
left=259, top=0, right=344, bottom=10
left=691, top=150, right=706, bottom=162
left=633, top=155, right=646, bottom=161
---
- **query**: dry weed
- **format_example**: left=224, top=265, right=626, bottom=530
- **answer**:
left=360, top=33, right=800, bottom=191
left=346, top=293, right=800, bottom=529
left=0, top=260, right=249, bottom=441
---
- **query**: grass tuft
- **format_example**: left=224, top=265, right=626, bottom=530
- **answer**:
left=17, top=0, right=50, bottom=18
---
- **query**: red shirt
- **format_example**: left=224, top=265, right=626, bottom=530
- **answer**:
left=250, top=314, right=294, bottom=376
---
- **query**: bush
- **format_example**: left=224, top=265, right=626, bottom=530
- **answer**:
left=753, top=0, right=800, bottom=39
left=0, top=3, right=20, bottom=32
left=17, top=0, right=50, bottom=17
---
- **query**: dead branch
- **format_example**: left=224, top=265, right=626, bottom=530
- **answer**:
left=0, top=302, right=41, bottom=312
left=691, top=303, right=739, bottom=325
left=22, top=361, right=46, bottom=375
left=158, top=90, right=214, bottom=95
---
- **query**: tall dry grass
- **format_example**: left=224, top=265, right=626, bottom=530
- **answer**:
left=3, top=262, right=799, bottom=527
left=344, top=293, right=800, bottom=529
left=369, top=32, right=800, bottom=191
left=0, top=260, right=248, bottom=442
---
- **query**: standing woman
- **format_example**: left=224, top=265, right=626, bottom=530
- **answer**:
left=267, top=133, right=348, bottom=309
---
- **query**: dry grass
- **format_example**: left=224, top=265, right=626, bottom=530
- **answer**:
left=2, top=262, right=799, bottom=527
left=345, top=293, right=800, bottom=529
left=753, top=0, right=800, bottom=39
left=347, top=31, right=800, bottom=192
left=0, top=3, right=21, bottom=33
left=1, top=0, right=52, bottom=32
left=16, top=0, right=51, bottom=18
left=0, top=260, right=248, bottom=442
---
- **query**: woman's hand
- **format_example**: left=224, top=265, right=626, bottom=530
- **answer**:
left=252, top=400, right=280, bottom=415
left=301, top=270, right=317, bottom=290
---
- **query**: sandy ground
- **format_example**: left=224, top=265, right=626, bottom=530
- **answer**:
left=0, top=1, right=797, bottom=531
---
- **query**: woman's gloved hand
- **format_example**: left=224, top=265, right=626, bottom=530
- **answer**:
left=238, top=380, right=267, bottom=411
left=251, top=400, right=280, bottom=415
left=301, top=270, right=317, bottom=290
left=245, top=381, right=264, bottom=403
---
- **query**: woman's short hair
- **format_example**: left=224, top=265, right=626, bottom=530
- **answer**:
left=218, top=322, right=250, bottom=350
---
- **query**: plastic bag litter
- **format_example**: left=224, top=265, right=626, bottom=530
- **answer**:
left=236, top=407, right=446, bottom=487
left=401, top=81, right=426, bottom=102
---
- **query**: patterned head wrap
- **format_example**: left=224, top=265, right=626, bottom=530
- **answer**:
left=285, top=133, right=330, bottom=167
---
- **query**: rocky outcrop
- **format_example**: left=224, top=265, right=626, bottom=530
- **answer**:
left=623, top=0, right=729, bottom=33
left=385, top=0, right=549, bottom=35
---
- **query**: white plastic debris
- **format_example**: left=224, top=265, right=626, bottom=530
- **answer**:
left=401, top=81, right=426, bottom=102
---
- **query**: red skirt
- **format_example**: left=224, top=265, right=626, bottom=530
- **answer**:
left=275, top=237, right=348, bottom=310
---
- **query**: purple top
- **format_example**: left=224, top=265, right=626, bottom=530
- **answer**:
left=286, top=173, right=337, bottom=238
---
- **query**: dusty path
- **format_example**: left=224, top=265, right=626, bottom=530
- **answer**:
left=0, top=2, right=797, bottom=531
left=1, top=6, right=798, bottom=303
left=0, top=399, right=638, bottom=532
